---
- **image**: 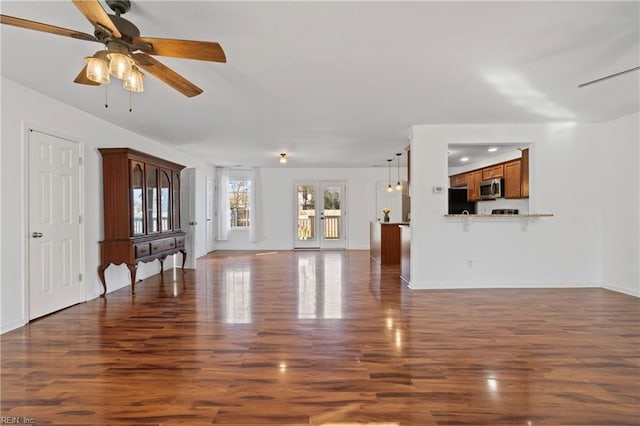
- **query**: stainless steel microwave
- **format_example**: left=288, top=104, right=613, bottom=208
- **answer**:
left=479, top=178, right=503, bottom=199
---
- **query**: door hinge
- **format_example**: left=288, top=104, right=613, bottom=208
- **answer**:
left=79, top=157, right=83, bottom=166
left=79, top=215, right=82, bottom=224
left=79, top=273, right=82, bottom=282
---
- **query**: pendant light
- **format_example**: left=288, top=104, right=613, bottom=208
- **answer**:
left=387, top=159, right=393, bottom=192
left=395, top=152, right=402, bottom=190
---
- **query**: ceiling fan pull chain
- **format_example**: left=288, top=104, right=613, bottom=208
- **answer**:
left=104, top=83, right=109, bottom=109
left=129, top=90, right=132, bottom=112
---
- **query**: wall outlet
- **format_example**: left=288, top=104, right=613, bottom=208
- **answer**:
left=467, top=259, right=473, bottom=268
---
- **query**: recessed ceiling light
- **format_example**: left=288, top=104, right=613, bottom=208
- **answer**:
left=460, top=157, right=469, bottom=162
left=488, top=147, right=498, bottom=152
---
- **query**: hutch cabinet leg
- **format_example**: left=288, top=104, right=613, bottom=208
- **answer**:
left=159, top=257, right=166, bottom=281
left=180, top=250, right=187, bottom=272
left=97, top=264, right=108, bottom=297
left=127, top=264, right=137, bottom=294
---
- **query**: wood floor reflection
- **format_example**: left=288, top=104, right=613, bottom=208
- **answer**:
left=2, top=250, right=639, bottom=425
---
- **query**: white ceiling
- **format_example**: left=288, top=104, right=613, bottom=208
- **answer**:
left=1, top=1, right=638, bottom=168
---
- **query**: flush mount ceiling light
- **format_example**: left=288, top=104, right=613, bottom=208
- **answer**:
left=460, top=157, right=470, bottom=162
left=387, top=159, right=393, bottom=192
left=395, top=153, right=402, bottom=191
left=279, top=153, right=287, bottom=164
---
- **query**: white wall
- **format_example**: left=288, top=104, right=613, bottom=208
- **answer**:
left=215, top=167, right=403, bottom=250
left=600, top=113, right=639, bottom=296
left=1, top=77, right=216, bottom=333
left=409, top=121, right=617, bottom=289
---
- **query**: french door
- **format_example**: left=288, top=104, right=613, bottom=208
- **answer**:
left=294, top=181, right=346, bottom=249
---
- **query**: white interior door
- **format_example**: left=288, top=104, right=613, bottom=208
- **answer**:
left=181, top=167, right=197, bottom=269
left=28, top=129, right=82, bottom=320
left=205, top=176, right=216, bottom=253
left=294, top=181, right=346, bottom=249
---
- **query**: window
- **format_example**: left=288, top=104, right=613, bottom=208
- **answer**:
left=228, top=178, right=251, bottom=228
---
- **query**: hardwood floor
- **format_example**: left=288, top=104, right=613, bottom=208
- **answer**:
left=1, top=250, right=639, bottom=425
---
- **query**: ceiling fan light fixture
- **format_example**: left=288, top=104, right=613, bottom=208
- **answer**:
left=123, top=66, right=144, bottom=92
left=85, top=51, right=110, bottom=84
left=107, top=51, right=134, bottom=80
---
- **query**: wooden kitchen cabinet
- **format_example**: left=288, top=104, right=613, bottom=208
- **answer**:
left=520, top=148, right=529, bottom=198
left=405, top=144, right=411, bottom=191
left=466, top=170, right=482, bottom=201
left=504, top=159, right=522, bottom=198
left=482, top=164, right=504, bottom=180
left=370, top=222, right=404, bottom=265
left=450, top=173, right=467, bottom=188
left=98, top=148, right=187, bottom=295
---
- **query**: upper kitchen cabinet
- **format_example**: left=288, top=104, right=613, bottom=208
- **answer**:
left=482, top=164, right=504, bottom=180
left=466, top=170, right=483, bottom=201
left=450, top=173, right=467, bottom=188
left=405, top=144, right=411, bottom=191
left=504, top=148, right=529, bottom=199
left=504, top=159, right=522, bottom=198
left=520, top=148, right=530, bottom=198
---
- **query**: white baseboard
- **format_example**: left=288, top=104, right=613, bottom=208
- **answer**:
left=1, top=318, right=27, bottom=334
left=603, top=283, right=640, bottom=297
left=408, top=281, right=601, bottom=290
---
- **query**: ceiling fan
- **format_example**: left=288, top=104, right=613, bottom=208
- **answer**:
left=578, top=66, right=639, bottom=88
left=0, top=0, right=226, bottom=98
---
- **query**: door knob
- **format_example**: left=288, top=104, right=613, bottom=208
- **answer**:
left=31, top=232, right=43, bottom=238
left=189, top=221, right=198, bottom=225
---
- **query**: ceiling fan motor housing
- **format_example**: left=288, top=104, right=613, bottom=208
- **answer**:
left=94, top=13, right=141, bottom=51
left=105, top=0, right=131, bottom=16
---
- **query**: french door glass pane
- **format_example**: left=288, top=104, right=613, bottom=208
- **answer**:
left=323, top=185, right=342, bottom=240
left=297, top=185, right=315, bottom=240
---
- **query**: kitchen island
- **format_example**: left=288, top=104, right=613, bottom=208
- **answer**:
left=370, top=221, right=409, bottom=265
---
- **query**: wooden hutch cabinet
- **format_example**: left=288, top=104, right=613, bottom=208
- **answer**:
left=98, top=148, right=186, bottom=295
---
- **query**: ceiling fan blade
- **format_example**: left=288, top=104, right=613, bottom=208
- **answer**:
left=0, top=14, right=98, bottom=42
left=134, top=37, right=227, bottom=63
left=73, top=65, right=101, bottom=86
left=132, top=53, right=203, bottom=97
left=71, top=0, right=121, bottom=38
left=578, top=66, right=640, bottom=88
